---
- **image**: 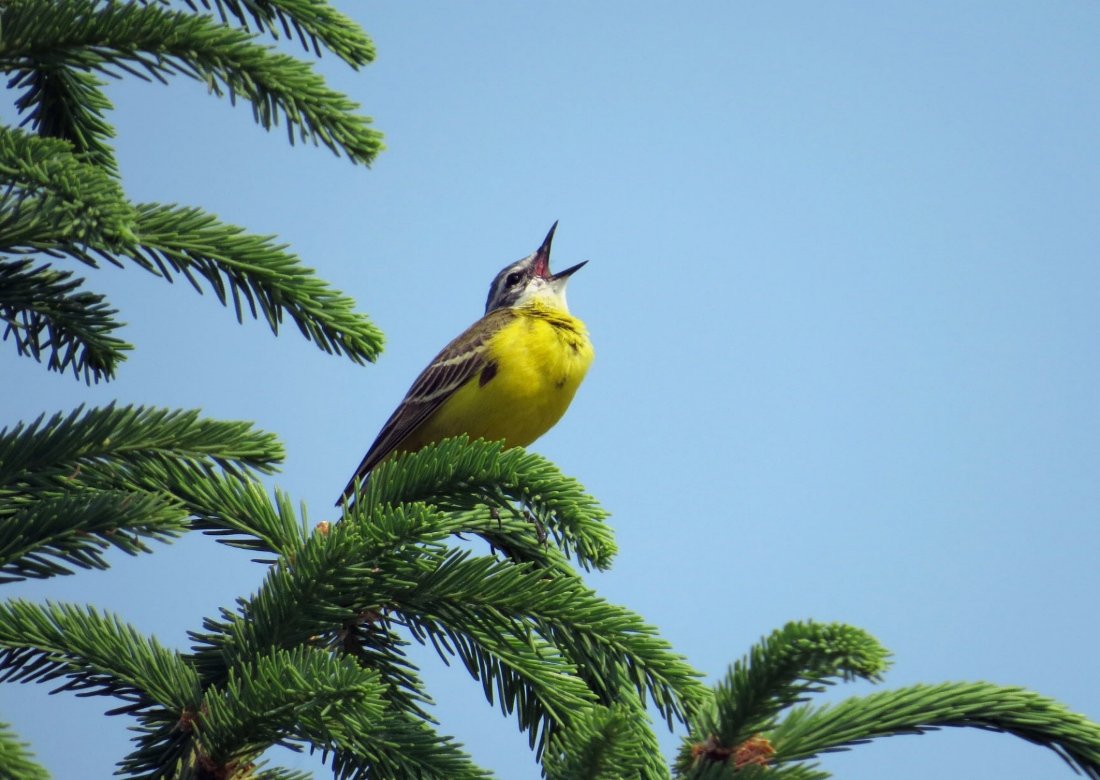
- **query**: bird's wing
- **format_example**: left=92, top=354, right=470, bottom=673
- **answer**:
left=337, top=308, right=516, bottom=504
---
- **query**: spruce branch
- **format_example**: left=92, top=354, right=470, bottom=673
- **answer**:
left=368, top=498, right=704, bottom=730
left=187, top=496, right=699, bottom=767
left=126, top=202, right=384, bottom=364
left=0, top=488, right=185, bottom=583
left=357, top=436, right=617, bottom=571
left=192, top=648, right=386, bottom=768
left=0, top=258, right=131, bottom=383
left=0, top=0, right=384, bottom=166
left=771, top=682, right=1100, bottom=778
left=186, top=502, right=456, bottom=748
left=544, top=699, right=669, bottom=780
left=326, top=711, right=492, bottom=780
left=389, top=547, right=704, bottom=731
left=694, top=622, right=890, bottom=750
left=349, top=494, right=703, bottom=738
left=400, top=603, right=598, bottom=757
left=0, top=403, right=283, bottom=493
left=0, top=404, right=283, bottom=577
left=249, top=770, right=312, bottom=780
left=0, top=721, right=49, bottom=780
left=0, top=125, right=133, bottom=256
left=185, top=503, right=440, bottom=678
left=178, top=475, right=308, bottom=557
left=186, top=503, right=442, bottom=727
left=0, top=402, right=294, bottom=581
left=441, top=505, right=583, bottom=575
left=247, top=497, right=698, bottom=757
left=688, top=765, right=830, bottom=780
left=0, top=601, right=200, bottom=780
left=0, top=137, right=382, bottom=365
left=178, top=0, right=376, bottom=67
left=178, top=603, right=484, bottom=779
left=329, top=608, right=436, bottom=723
left=9, top=64, right=118, bottom=174
left=0, top=600, right=200, bottom=712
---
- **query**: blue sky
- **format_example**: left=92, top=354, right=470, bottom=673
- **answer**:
left=5, top=2, right=1100, bottom=777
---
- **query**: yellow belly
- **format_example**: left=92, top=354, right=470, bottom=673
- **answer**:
left=403, top=307, right=593, bottom=451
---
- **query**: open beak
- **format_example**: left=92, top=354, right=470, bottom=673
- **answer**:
left=533, top=221, right=587, bottom=281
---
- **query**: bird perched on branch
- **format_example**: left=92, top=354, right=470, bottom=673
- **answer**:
left=337, top=222, right=593, bottom=505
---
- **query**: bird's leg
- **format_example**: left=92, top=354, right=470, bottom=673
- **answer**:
left=524, top=509, right=548, bottom=545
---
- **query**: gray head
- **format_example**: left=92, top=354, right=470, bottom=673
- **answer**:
left=484, top=222, right=588, bottom=314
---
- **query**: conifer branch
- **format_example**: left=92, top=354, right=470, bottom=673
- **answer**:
left=444, top=505, right=583, bottom=575
left=178, top=475, right=308, bottom=557
left=0, top=134, right=383, bottom=366
left=695, top=622, right=890, bottom=749
left=178, top=0, right=376, bottom=67
left=356, top=494, right=702, bottom=739
left=0, top=259, right=131, bottom=382
left=186, top=502, right=442, bottom=728
left=544, top=699, right=668, bottom=780
left=9, top=64, right=118, bottom=174
left=0, top=404, right=282, bottom=491
left=0, top=126, right=133, bottom=257
left=118, top=647, right=483, bottom=780
left=186, top=503, right=450, bottom=752
left=771, top=682, right=1100, bottom=778
left=0, top=721, right=49, bottom=780
left=187, top=495, right=700, bottom=766
left=0, top=11, right=384, bottom=369
left=391, top=548, right=705, bottom=730
left=358, top=437, right=617, bottom=571
left=326, top=711, right=492, bottom=780
left=251, top=770, right=313, bottom=780
left=0, top=0, right=383, bottom=166
left=329, top=616, right=436, bottom=724
left=697, top=766, right=829, bottom=780
left=0, top=488, right=185, bottom=583
left=363, top=497, right=705, bottom=731
left=401, top=604, right=597, bottom=757
left=192, top=648, right=386, bottom=768
left=126, top=203, right=384, bottom=364
left=0, top=405, right=282, bottom=577
left=0, top=600, right=200, bottom=712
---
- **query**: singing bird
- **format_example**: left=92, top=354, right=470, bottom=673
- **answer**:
left=337, top=222, right=593, bottom=504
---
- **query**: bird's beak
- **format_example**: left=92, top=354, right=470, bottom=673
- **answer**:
left=550, top=259, right=588, bottom=281
left=533, top=221, right=587, bottom=286
left=532, top=221, right=559, bottom=278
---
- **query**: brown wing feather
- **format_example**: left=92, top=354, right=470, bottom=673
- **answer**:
left=337, top=308, right=516, bottom=504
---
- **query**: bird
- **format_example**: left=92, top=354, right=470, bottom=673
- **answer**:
left=337, top=222, right=593, bottom=505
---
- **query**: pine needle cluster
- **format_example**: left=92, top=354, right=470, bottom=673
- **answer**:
left=2, top=2, right=1099, bottom=779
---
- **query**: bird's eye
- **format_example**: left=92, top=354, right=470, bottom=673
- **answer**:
left=505, top=271, right=524, bottom=287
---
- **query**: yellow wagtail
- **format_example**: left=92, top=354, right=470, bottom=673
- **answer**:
left=337, top=222, right=593, bottom=504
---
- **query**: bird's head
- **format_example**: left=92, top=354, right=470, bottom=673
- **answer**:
left=484, top=221, right=587, bottom=314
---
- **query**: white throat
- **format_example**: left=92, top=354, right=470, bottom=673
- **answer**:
left=514, top=276, right=571, bottom=311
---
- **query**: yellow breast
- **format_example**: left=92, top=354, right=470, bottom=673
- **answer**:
left=414, top=303, right=593, bottom=448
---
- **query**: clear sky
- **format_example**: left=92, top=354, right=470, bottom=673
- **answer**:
left=5, top=2, right=1100, bottom=777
